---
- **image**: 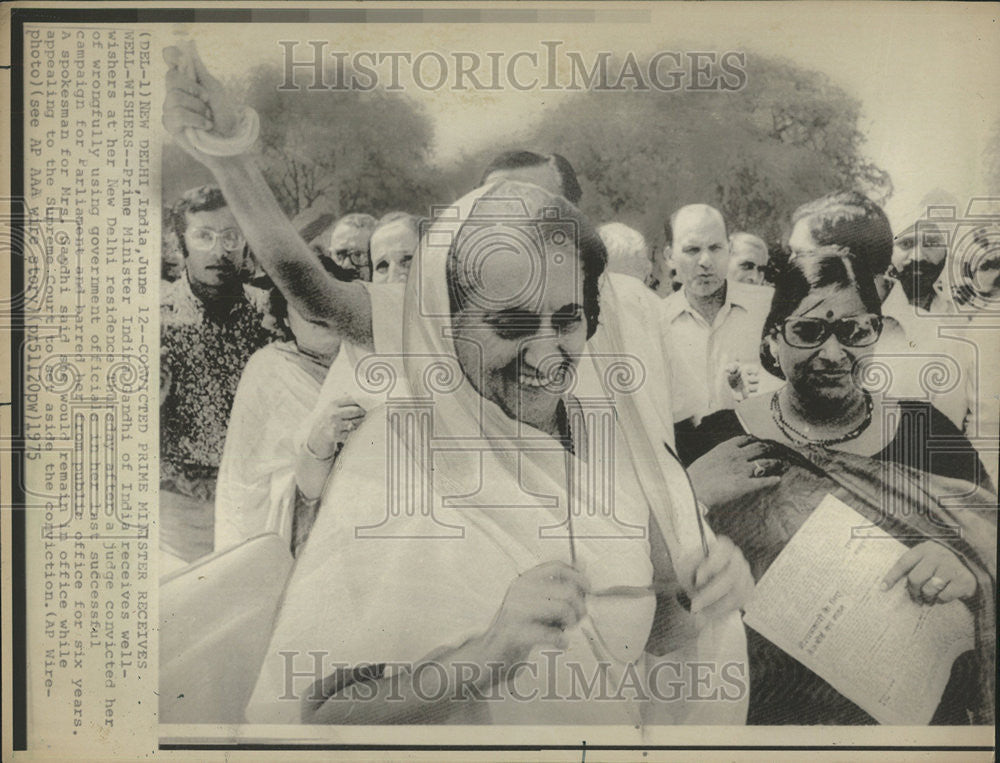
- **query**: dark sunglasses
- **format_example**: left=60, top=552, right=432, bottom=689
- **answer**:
left=780, top=314, right=883, bottom=349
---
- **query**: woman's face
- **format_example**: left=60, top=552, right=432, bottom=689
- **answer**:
left=370, top=221, right=418, bottom=284
left=769, top=285, right=876, bottom=409
left=451, top=229, right=589, bottom=434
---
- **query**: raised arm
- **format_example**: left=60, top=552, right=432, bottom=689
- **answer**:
left=161, top=43, right=374, bottom=350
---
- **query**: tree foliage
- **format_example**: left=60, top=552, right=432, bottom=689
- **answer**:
left=453, top=53, right=892, bottom=275
left=162, top=51, right=892, bottom=275
left=237, top=64, right=443, bottom=219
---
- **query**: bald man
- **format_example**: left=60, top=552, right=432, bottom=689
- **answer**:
left=660, top=205, right=777, bottom=424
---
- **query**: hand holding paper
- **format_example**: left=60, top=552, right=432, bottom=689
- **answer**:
left=881, top=540, right=978, bottom=604
left=742, top=494, right=976, bottom=725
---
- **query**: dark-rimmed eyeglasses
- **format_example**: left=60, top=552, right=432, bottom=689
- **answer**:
left=334, top=248, right=370, bottom=268
left=780, top=314, right=883, bottom=349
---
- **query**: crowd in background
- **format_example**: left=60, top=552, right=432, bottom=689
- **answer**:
left=158, top=44, right=997, bottom=727
left=160, top=163, right=1000, bottom=562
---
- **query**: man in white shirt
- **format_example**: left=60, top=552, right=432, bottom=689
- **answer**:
left=883, top=218, right=954, bottom=318
left=659, top=205, right=777, bottom=425
left=875, top=211, right=977, bottom=426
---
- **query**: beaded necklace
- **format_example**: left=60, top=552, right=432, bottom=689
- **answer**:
left=770, top=389, right=874, bottom=446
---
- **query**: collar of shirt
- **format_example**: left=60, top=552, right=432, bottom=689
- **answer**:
left=881, top=280, right=909, bottom=321
left=165, top=271, right=256, bottom=324
left=661, top=280, right=760, bottom=328
left=882, top=280, right=958, bottom=331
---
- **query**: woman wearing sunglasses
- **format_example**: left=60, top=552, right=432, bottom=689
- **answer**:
left=677, top=248, right=995, bottom=726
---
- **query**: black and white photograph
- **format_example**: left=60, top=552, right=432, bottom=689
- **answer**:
left=5, top=1, right=999, bottom=759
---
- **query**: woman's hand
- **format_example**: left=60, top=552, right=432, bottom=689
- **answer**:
left=478, top=561, right=589, bottom=682
left=688, top=435, right=785, bottom=511
left=161, top=42, right=242, bottom=166
left=685, top=535, right=755, bottom=622
left=306, top=398, right=367, bottom=460
left=881, top=540, right=977, bottom=603
left=303, top=561, right=588, bottom=724
left=295, top=398, right=366, bottom=500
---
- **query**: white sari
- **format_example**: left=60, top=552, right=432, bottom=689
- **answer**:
left=214, top=279, right=406, bottom=552
left=247, top=182, right=747, bottom=729
left=213, top=341, right=328, bottom=551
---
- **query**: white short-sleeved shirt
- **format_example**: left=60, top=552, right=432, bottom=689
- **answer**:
left=660, top=281, right=778, bottom=423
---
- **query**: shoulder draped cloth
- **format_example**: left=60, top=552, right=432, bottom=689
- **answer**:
left=247, top=182, right=748, bottom=728
left=709, top=438, right=996, bottom=725
left=213, top=342, right=327, bottom=550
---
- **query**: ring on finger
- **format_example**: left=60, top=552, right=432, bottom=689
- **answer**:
left=752, top=463, right=766, bottom=478
left=926, top=575, right=947, bottom=593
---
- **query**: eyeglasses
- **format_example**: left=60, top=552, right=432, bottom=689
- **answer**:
left=186, top=226, right=246, bottom=252
left=780, top=314, right=883, bottom=349
left=334, top=248, right=370, bottom=267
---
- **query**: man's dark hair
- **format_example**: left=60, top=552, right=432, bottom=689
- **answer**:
left=479, top=151, right=583, bottom=204
left=790, top=191, right=893, bottom=276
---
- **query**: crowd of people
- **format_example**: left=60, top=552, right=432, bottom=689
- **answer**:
left=159, top=44, right=997, bottom=728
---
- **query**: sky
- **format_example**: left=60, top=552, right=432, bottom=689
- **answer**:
left=179, top=1, right=1000, bottom=230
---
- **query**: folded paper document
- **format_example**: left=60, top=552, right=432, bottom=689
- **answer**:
left=743, top=494, right=975, bottom=725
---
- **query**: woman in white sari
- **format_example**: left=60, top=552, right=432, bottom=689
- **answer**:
left=246, top=181, right=752, bottom=730
left=213, top=262, right=369, bottom=553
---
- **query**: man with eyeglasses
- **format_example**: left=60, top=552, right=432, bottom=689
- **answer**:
left=160, top=184, right=274, bottom=563
left=327, top=213, right=377, bottom=282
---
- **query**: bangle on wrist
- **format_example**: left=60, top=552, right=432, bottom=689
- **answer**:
left=185, top=106, right=260, bottom=157
left=304, top=437, right=336, bottom=462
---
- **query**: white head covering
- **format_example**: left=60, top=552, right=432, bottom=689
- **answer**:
left=246, top=181, right=747, bottom=728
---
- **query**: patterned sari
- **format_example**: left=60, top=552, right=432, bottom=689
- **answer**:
left=705, top=440, right=996, bottom=725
